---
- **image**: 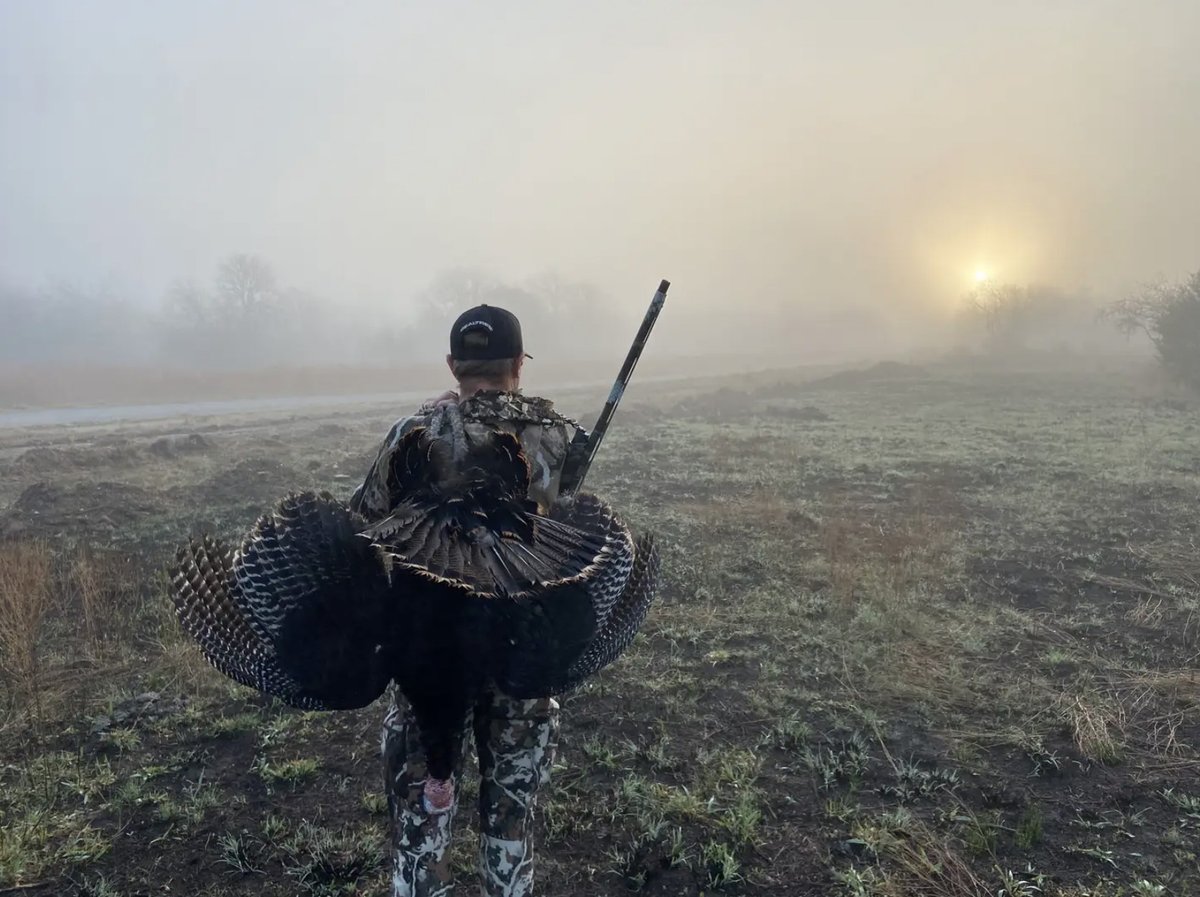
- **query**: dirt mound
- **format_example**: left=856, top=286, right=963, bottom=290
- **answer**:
left=12, top=443, right=139, bottom=473
left=10, top=446, right=72, bottom=471
left=755, top=379, right=810, bottom=398
left=810, top=360, right=929, bottom=388
left=668, top=387, right=753, bottom=421
left=312, top=422, right=351, bottom=436
left=767, top=404, right=831, bottom=421
left=2, top=480, right=166, bottom=538
left=192, top=457, right=310, bottom=507
left=148, top=433, right=211, bottom=458
left=668, top=388, right=832, bottom=424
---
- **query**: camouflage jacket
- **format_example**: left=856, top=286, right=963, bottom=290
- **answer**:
left=350, top=390, right=586, bottom=520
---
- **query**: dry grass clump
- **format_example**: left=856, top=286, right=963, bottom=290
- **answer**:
left=67, top=548, right=145, bottom=653
left=0, top=540, right=54, bottom=716
left=0, top=540, right=159, bottom=729
left=1066, top=692, right=1126, bottom=765
left=844, top=817, right=990, bottom=897
left=70, top=547, right=107, bottom=646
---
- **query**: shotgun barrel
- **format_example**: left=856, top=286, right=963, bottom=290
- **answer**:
left=560, top=279, right=670, bottom=495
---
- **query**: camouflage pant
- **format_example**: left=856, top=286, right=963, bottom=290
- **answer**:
left=382, top=687, right=559, bottom=897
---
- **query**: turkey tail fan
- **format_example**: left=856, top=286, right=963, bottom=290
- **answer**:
left=170, top=492, right=400, bottom=710
left=369, top=428, right=608, bottom=594
left=364, top=497, right=610, bottom=596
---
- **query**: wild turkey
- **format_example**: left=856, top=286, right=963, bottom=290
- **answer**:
left=170, top=405, right=660, bottom=810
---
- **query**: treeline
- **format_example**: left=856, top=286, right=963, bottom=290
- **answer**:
left=0, top=255, right=624, bottom=370
left=954, top=269, right=1200, bottom=391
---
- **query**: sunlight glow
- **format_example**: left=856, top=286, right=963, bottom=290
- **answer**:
left=974, top=269, right=990, bottom=283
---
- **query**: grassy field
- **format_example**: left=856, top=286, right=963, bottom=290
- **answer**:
left=1, top=360, right=1198, bottom=896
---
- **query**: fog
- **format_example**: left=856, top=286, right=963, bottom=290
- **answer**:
left=2, top=1, right=1198, bottom=374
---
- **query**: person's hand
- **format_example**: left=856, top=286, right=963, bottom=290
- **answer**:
left=429, top=389, right=459, bottom=408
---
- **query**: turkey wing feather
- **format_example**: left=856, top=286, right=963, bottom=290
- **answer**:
left=170, top=492, right=400, bottom=710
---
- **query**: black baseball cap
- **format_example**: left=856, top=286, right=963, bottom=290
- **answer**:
left=449, top=304, right=530, bottom=360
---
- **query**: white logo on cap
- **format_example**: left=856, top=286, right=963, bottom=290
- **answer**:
left=459, top=320, right=494, bottom=332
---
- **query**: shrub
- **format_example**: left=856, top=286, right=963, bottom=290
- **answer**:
left=1105, top=270, right=1200, bottom=391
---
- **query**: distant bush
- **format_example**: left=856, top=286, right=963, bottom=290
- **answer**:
left=957, top=281, right=1111, bottom=355
left=963, top=281, right=1038, bottom=351
left=1104, top=270, right=1200, bottom=391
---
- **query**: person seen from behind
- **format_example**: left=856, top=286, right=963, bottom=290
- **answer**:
left=350, top=303, right=585, bottom=897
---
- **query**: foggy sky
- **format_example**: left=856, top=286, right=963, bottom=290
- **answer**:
left=2, top=0, right=1198, bottom=351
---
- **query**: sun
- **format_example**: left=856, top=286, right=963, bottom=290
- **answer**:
left=974, top=269, right=990, bottom=283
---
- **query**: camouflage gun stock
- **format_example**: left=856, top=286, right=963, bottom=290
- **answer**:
left=560, top=278, right=670, bottom=495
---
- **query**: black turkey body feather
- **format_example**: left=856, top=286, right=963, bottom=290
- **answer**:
left=170, top=414, right=660, bottom=792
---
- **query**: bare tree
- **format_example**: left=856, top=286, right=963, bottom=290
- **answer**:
left=215, top=254, right=277, bottom=316
left=1102, top=290, right=1168, bottom=342
left=965, top=281, right=1036, bottom=350
left=158, top=255, right=282, bottom=367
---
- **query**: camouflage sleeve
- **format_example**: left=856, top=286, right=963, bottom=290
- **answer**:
left=349, top=413, right=423, bottom=519
left=556, top=417, right=591, bottom=497
left=526, top=417, right=587, bottom=510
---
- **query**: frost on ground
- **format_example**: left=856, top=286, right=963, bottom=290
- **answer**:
left=1, top=362, right=1198, bottom=897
